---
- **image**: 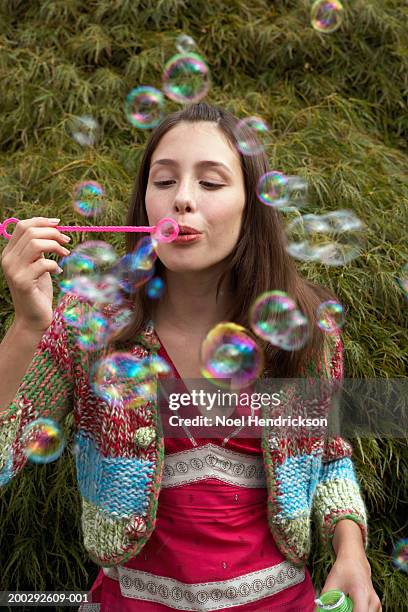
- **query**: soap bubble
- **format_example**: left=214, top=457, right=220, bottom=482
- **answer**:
left=153, top=217, right=180, bottom=243
left=257, top=172, right=290, bottom=208
left=125, top=86, right=165, bottom=129
left=72, top=181, right=106, bottom=218
left=163, top=53, right=210, bottom=103
left=286, top=210, right=365, bottom=266
left=286, top=176, right=309, bottom=209
left=0, top=451, right=13, bottom=487
left=21, top=418, right=65, bottom=464
left=61, top=300, right=87, bottom=328
left=68, top=115, right=99, bottom=146
left=62, top=298, right=132, bottom=345
left=75, top=309, right=111, bottom=351
left=200, top=322, right=264, bottom=389
left=392, top=539, right=408, bottom=572
left=311, top=0, right=344, bottom=34
left=107, top=305, right=134, bottom=336
left=59, top=241, right=121, bottom=304
left=397, top=263, right=408, bottom=299
left=234, top=116, right=269, bottom=156
left=316, top=300, right=345, bottom=333
left=61, top=274, right=121, bottom=304
left=212, top=343, right=243, bottom=375
left=90, top=352, right=170, bottom=408
left=147, top=277, right=165, bottom=299
left=176, top=34, right=196, bottom=53
left=250, top=290, right=309, bottom=351
left=112, top=236, right=157, bottom=294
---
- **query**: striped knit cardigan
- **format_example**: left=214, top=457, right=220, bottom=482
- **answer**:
left=0, top=292, right=368, bottom=568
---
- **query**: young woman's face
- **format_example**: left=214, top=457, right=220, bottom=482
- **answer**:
left=145, top=121, right=246, bottom=273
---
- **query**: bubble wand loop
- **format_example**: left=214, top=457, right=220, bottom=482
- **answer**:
left=0, top=217, right=179, bottom=243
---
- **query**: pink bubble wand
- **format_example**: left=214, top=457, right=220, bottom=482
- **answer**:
left=0, top=217, right=179, bottom=243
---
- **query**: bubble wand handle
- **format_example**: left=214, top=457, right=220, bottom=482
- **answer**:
left=315, top=590, right=353, bottom=612
left=0, top=217, right=179, bottom=242
left=56, top=225, right=153, bottom=232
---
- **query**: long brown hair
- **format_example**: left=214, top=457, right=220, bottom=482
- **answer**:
left=113, top=102, right=336, bottom=377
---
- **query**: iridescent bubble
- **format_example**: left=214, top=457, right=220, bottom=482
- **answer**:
left=147, top=277, right=165, bottom=299
left=112, top=237, right=157, bottom=294
left=286, top=210, right=366, bottom=266
left=127, top=378, right=158, bottom=409
left=234, top=116, right=269, bottom=156
left=176, top=34, right=196, bottom=53
left=125, top=86, right=165, bottom=129
left=59, top=240, right=121, bottom=303
left=250, top=291, right=296, bottom=338
left=250, top=290, right=309, bottom=351
left=74, top=241, right=118, bottom=269
left=392, top=539, right=408, bottom=572
left=153, top=217, right=180, bottom=243
left=90, top=352, right=170, bottom=407
left=61, top=300, right=86, bottom=328
left=397, top=263, right=408, bottom=299
left=311, top=0, right=344, bottom=34
left=60, top=274, right=121, bottom=305
left=21, top=418, right=65, bottom=464
left=257, top=172, right=289, bottom=208
left=200, top=322, right=264, bottom=390
left=149, top=353, right=172, bottom=376
left=0, top=451, right=13, bottom=487
left=107, top=305, right=134, bottom=337
left=212, top=343, right=243, bottom=375
left=72, top=181, right=106, bottom=218
left=75, top=309, right=111, bottom=351
left=69, top=115, right=99, bottom=146
left=162, top=53, right=210, bottom=103
left=316, top=300, right=345, bottom=333
left=286, top=176, right=309, bottom=208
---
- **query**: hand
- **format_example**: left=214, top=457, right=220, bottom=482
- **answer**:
left=321, top=554, right=382, bottom=612
left=1, top=217, right=71, bottom=332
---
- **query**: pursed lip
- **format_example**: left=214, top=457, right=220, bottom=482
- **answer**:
left=177, top=225, right=203, bottom=235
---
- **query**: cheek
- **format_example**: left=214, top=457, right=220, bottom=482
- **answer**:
left=145, top=190, right=167, bottom=223
left=207, top=209, right=244, bottom=252
left=210, top=194, right=244, bottom=234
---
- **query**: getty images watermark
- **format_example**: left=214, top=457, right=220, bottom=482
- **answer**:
left=157, top=378, right=408, bottom=439
left=166, top=388, right=327, bottom=429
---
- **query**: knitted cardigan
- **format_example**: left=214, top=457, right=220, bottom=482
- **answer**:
left=0, top=292, right=368, bottom=568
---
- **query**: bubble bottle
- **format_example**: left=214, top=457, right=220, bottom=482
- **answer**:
left=315, top=590, right=353, bottom=612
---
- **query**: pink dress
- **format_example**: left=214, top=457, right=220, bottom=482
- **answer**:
left=84, top=340, right=317, bottom=612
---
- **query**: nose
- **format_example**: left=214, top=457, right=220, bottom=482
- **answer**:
left=172, top=184, right=197, bottom=214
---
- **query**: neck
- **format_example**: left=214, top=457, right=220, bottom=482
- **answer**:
left=152, top=266, right=233, bottom=336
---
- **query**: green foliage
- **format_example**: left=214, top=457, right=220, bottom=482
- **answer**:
left=0, top=0, right=407, bottom=610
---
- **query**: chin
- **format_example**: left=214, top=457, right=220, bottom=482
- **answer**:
left=163, top=261, right=208, bottom=273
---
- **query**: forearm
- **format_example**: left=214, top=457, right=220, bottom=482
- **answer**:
left=333, top=519, right=369, bottom=564
left=0, top=320, right=44, bottom=414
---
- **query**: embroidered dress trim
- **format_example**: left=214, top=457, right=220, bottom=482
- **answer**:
left=102, top=561, right=305, bottom=611
left=162, top=443, right=266, bottom=488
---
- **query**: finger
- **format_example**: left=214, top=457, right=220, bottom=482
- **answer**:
left=5, top=217, right=61, bottom=255
left=18, top=238, right=71, bottom=265
left=12, top=258, right=63, bottom=292
left=10, top=225, right=70, bottom=259
left=350, top=589, right=369, bottom=612
left=368, top=594, right=382, bottom=612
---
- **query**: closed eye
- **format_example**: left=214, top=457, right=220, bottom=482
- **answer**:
left=153, top=180, right=225, bottom=190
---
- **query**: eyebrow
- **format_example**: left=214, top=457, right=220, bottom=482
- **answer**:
left=151, top=158, right=232, bottom=175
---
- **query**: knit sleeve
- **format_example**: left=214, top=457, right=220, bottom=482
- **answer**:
left=312, top=332, right=368, bottom=556
left=0, top=292, right=77, bottom=485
